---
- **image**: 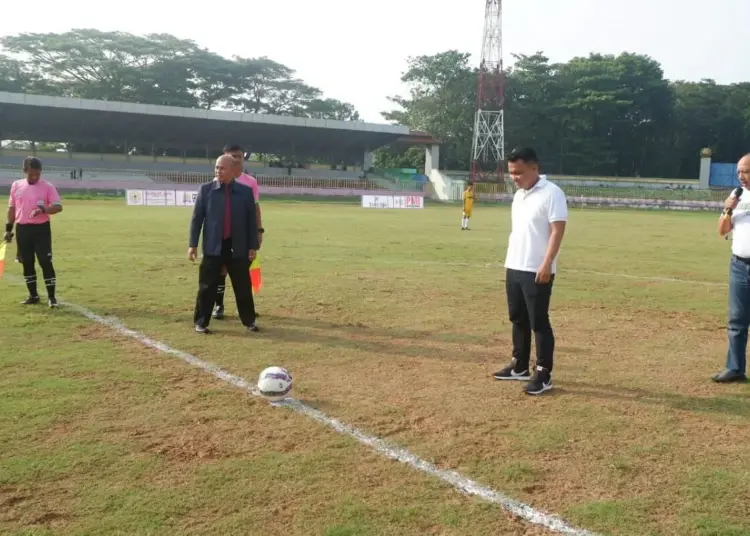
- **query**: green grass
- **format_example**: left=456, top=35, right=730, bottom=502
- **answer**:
left=1, top=199, right=749, bottom=535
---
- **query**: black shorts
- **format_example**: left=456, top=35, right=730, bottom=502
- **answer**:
left=16, top=222, right=53, bottom=264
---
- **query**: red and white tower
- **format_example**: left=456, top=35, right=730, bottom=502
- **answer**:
left=470, top=0, right=505, bottom=184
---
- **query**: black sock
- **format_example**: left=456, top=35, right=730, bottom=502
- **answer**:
left=41, top=262, right=56, bottom=300
left=215, top=275, right=226, bottom=308
left=24, top=273, right=38, bottom=297
left=44, top=277, right=56, bottom=300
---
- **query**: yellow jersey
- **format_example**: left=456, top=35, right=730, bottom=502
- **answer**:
left=462, top=189, right=475, bottom=211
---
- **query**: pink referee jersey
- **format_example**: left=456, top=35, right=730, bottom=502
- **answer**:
left=8, top=179, right=61, bottom=225
left=236, top=172, right=260, bottom=202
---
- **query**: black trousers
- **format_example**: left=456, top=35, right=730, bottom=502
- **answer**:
left=505, top=268, right=555, bottom=372
left=193, top=239, right=255, bottom=328
left=16, top=222, right=56, bottom=297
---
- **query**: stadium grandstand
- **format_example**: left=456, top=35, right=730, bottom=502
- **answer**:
left=0, top=91, right=441, bottom=194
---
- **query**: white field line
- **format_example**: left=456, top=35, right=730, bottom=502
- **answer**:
left=69, top=253, right=728, bottom=288
left=296, top=256, right=728, bottom=288
left=49, top=298, right=595, bottom=536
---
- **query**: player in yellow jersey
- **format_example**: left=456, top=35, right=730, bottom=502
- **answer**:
left=461, top=182, right=475, bottom=230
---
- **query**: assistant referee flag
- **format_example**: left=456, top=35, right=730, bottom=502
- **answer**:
left=0, top=241, right=6, bottom=280
left=250, top=253, right=262, bottom=295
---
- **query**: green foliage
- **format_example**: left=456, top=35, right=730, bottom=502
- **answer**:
left=383, top=50, right=750, bottom=178
left=0, top=29, right=359, bottom=121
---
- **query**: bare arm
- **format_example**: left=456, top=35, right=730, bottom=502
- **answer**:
left=6, top=183, right=16, bottom=229
left=256, top=204, right=262, bottom=229
left=719, top=212, right=733, bottom=237
left=44, top=205, right=62, bottom=215
left=543, top=221, right=567, bottom=267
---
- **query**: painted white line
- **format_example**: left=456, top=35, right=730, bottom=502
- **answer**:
left=567, top=269, right=726, bottom=287
left=296, top=256, right=727, bottom=288
left=57, top=254, right=727, bottom=288
left=59, top=299, right=597, bottom=536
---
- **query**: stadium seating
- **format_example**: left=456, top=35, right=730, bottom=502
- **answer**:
left=0, top=153, right=364, bottom=179
left=0, top=152, right=429, bottom=192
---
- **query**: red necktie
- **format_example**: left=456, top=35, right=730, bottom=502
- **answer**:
left=223, top=184, right=231, bottom=239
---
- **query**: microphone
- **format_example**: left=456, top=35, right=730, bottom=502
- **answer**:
left=725, top=187, right=743, bottom=240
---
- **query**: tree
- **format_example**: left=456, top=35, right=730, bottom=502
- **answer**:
left=0, top=29, right=360, bottom=119
left=382, top=50, right=476, bottom=170
left=0, top=55, right=56, bottom=95
left=380, top=49, right=750, bottom=179
left=305, top=98, right=361, bottom=121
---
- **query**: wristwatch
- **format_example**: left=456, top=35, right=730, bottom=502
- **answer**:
left=258, top=227, right=265, bottom=234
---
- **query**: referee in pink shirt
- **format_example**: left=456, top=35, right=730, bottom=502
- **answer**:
left=4, top=157, right=63, bottom=307
left=212, top=144, right=264, bottom=320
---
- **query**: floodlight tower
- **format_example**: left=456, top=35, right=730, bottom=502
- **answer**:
left=470, top=0, right=505, bottom=184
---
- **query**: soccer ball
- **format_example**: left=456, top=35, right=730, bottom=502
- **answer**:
left=257, top=366, right=293, bottom=402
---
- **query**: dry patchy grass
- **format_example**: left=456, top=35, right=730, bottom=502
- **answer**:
left=1, top=199, right=749, bottom=536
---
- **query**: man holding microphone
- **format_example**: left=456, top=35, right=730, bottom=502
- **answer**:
left=714, top=153, right=750, bottom=383
left=188, top=154, right=259, bottom=333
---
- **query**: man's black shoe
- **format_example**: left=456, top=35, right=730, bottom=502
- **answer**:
left=524, top=366, right=553, bottom=395
left=493, top=358, right=531, bottom=381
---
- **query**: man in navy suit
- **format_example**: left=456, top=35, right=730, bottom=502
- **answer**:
left=188, top=154, right=259, bottom=333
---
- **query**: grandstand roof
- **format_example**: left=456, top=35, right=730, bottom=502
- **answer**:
left=0, top=92, right=434, bottom=159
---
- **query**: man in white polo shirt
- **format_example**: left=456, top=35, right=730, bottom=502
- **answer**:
left=493, top=147, right=568, bottom=395
left=714, top=153, right=750, bottom=383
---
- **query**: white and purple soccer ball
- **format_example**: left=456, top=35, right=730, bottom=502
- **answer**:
left=257, top=366, right=293, bottom=402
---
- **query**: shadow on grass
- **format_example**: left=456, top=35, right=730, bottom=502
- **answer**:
left=563, top=379, right=750, bottom=418
left=65, top=305, right=585, bottom=366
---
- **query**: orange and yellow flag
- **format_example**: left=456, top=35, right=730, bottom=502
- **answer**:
left=0, top=241, right=6, bottom=280
left=250, top=253, right=263, bottom=295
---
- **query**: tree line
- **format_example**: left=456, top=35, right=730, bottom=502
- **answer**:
left=2, top=31, right=748, bottom=178
left=0, top=29, right=361, bottom=121
left=378, top=51, right=750, bottom=179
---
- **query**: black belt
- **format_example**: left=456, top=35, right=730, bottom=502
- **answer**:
left=733, top=255, right=750, bottom=265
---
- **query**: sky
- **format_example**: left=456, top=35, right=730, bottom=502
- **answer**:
left=1, top=0, right=748, bottom=123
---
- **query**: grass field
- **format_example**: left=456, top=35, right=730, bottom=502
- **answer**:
left=1, top=199, right=749, bottom=536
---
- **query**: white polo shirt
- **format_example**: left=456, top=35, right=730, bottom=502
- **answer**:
left=504, top=176, right=568, bottom=274
left=731, top=188, right=750, bottom=258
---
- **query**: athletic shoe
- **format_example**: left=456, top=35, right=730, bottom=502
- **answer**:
left=48, top=298, right=58, bottom=309
left=20, top=296, right=40, bottom=305
left=212, top=305, right=225, bottom=319
left=195, top=325, right=211, bottom=334
left=493, top=358, right=531, bottom=381
left=247, top=323, right=260, bottom=333
left=524, top=366, right=553, bottom=395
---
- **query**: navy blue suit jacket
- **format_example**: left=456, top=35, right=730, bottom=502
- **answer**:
left=189, top=179, right=259, bottom=258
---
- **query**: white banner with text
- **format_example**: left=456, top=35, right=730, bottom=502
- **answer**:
left=126, top=190, right=198, bottom=207
left=361, top=195, right=424, bottom=209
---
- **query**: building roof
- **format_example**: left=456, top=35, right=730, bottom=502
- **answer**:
left=0, top=92, right=435, bottom=159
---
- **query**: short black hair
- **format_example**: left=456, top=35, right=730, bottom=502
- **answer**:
left=222, top=143, right=243, bottom=153
left=507, top=147, right=539, bottom=164
left=23, top=156, right=42, bottom=172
